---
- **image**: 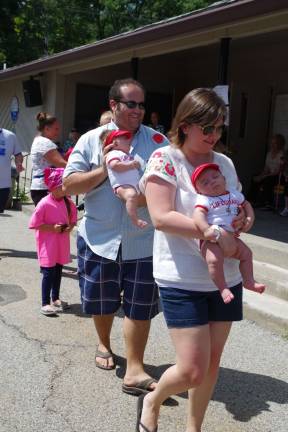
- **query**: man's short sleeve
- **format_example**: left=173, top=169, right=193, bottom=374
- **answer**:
left=63, top=132, right=97, bottom=177
left=12, top=133, right=22, bottom=156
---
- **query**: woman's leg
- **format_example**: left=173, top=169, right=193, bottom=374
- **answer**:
left=186, top=321, right=232, bottom=432
left=139, top=324, right=211, bottom=432
left=30, top=189, right=48, bottom=207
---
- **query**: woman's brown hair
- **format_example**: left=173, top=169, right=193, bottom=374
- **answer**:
left=36, top=112, right=57, bottom=132
left=169, top=88, right=227, bottom=148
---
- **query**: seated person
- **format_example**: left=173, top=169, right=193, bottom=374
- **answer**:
left=249, top=134, right=285, bottom=208
left=100, top=129, right=148, bottom=228
left=192, top=163, right=265, bottom=304
left=148, top=111, right=165, bottom=135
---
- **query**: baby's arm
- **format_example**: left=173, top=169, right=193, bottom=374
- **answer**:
left=193, top=207, right=220, bottom=242
left=193, top=207, right=237, bottom=256
left=108, top=159, right=140, bottom=172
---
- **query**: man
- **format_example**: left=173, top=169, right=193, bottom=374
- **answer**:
left=63, top=78, right=168, bottom=395
left=0, top=128, right=23, bottom=213
left=148, top=111, right=165, bottom=135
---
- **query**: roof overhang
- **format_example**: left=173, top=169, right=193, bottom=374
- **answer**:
left=0, top=0, right=287, bottom=82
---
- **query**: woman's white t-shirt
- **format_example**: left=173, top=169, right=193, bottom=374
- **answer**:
left=265, top=151, right=284, bottom=175
left=140, top=146, right=242, bottom=292
left=30, top=136, right=57, bottom=190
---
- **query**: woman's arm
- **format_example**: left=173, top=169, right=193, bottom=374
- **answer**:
left=145, top=176, right=202, bottom=238
left=45, top=149, right=67, bottom=168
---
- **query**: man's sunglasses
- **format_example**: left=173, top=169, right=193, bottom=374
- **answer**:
left=118, top=100, right=146, bottom=110
left=198, top=124, right=225, bottom=136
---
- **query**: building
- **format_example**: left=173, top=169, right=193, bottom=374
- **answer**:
left=0, top=0, right=288, bottom=191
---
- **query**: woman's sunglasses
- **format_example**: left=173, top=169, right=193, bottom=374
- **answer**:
left=198, top=124, right=225, bottom=136
left=118, top=100, right=146, bottom=110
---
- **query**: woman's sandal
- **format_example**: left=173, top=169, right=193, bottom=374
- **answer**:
left=136, top=394, right=158, bottom=432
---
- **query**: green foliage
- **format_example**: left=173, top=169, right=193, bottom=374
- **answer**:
left=0, top=0, right=217, bottom=67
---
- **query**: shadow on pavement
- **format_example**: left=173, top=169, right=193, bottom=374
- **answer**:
left=0, top=248, right=37, bottom=259
left=213, top=367, right=288, bottom=421
left=0, top=249, right=77, bottom=261
left=116, top=360, right=288, bottom=418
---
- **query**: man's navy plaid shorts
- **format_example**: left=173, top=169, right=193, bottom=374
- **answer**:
left=77, top=235, right=159, bottom=320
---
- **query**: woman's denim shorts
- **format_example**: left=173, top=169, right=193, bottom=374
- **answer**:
left=159, top=283, right=243, bottom=328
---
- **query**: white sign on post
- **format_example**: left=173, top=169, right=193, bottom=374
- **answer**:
left=10, top=96, right=19, bottom=123
left=213, top=85, right=229, bottom=125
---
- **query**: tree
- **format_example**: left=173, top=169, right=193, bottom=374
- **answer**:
left=0, top=0, right=217, bottom=67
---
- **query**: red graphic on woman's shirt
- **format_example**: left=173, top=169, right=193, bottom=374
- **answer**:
left=165, top=162, right=175, bottom=177
left=152, top=151, right=163, bottom=158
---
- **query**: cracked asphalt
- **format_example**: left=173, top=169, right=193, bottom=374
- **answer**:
left=0, top=207, right=288, bottom=432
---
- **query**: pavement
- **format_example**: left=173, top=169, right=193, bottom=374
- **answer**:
left=0, top=206, right=288, bottom=432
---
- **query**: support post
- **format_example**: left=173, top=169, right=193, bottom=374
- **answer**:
left=131, top=57, right=139, bottom=80
left=217, top=38, right=231, bottom=85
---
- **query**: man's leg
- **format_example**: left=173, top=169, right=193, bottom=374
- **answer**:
left=122, top=256, right=159, bottom=391
left=123, top=317, right=156, bottom=387
left=93, top=314, right=115, bottom=369
left=77, top=235, right=121, bottom=369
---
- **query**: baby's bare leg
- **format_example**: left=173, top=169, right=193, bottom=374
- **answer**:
left=116, top=186, right=147, bottom=228
left=202, top=242, right=234, bottom=304
left=232, top=239, right=265, bottom=293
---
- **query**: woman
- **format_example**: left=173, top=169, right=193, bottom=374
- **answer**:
left=249, top=133, right=285, bottom=208
left=30, top=112, right=67, bottom=206
left=137, top=88, right=250, bottom=432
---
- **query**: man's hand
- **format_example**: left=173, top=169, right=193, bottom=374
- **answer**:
left=132, top=160, right=141, bottom=169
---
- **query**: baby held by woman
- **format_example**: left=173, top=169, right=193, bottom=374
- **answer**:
left=192, top=163, right=265, bottom=303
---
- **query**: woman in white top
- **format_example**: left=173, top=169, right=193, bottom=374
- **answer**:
left=136, top=88, right=248, bottom=432
left=30, top=112, right=67, bottom=206
left=249, top=134, right=285, bottom=208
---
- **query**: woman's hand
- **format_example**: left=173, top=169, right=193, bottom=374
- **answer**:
left=232, top=203, right=254, bottom=234
left=231, top=206, right=246, bottom=233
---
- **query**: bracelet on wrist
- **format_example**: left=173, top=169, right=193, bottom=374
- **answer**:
left=210, top=224, right=221, bottom=242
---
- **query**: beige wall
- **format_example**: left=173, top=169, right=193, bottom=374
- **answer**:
left=1, top=29, right=288, bottom=192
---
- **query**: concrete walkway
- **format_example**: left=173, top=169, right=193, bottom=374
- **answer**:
left=0, top=207, right=288, bottom=432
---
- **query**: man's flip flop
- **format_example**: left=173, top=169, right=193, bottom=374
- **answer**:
left=95, top=348, right=115, bottom=370
left=135, top=394, right=158, bottom=432
left=122, top=378, right=158, bottom=396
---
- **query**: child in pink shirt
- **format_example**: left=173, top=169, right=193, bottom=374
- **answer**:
left=29, top=167, right=77, bottom=316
